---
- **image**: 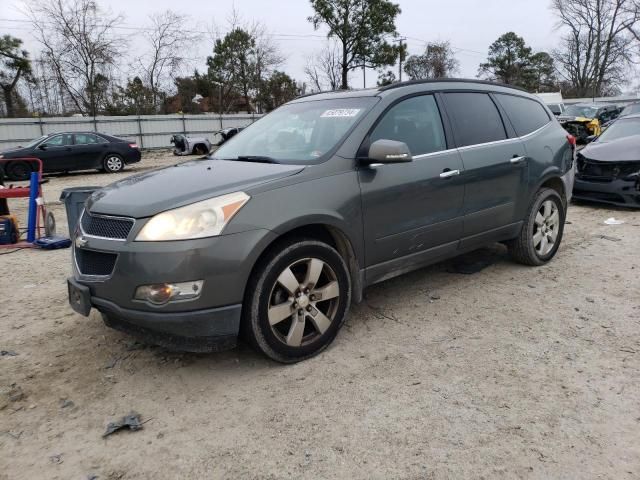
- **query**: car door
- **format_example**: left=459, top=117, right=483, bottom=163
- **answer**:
left=441, top=92, right=527, bottom=243
left=73, top=133, right=106, bottom=168
left=34, top=133, right=74, bottom=172
left=358, top=94, right=465, bottom=281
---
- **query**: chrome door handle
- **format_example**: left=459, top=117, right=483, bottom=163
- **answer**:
left=510, top=156, right=526, bottom=164
left=439, top=169, right=460, bottom=178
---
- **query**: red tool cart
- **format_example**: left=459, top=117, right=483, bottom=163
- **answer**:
left=0, top=157, right=55, bottom=249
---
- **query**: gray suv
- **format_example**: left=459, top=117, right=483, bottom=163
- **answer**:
left=68, top=80, right=575, bottom=363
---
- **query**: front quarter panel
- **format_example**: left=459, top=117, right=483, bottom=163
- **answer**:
left=227, top=168, right=364, bottom=265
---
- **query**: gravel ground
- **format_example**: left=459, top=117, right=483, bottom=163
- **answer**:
left=1, top=152, right=639, bottom=479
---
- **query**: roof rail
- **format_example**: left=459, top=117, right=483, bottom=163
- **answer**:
left=378, top=78, right=529, bottom=93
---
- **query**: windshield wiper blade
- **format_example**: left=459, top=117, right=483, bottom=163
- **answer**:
left=234, top=155, right=279, bottom=164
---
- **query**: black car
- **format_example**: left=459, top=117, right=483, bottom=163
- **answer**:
left=0, top=132, right=141, bottom=180
left=574, top=114, right=640, bottom=207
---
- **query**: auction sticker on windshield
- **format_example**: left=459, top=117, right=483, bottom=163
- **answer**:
left=321, top=109, right=361, bottom=118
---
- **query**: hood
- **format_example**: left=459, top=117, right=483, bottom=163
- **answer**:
left=87, top=159, right=304, bottom=218
left=0, top=146, right=28, bottom=156
left=558, top=116, right=594, bottom=123
left=581, top=134, right=640, bottom=162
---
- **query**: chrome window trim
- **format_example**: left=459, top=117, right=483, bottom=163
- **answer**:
left=79, top=210, right=135, bottom=242
left=412, top=148, right=458, bottom=160
left=392, top=119, right=553, bottom=160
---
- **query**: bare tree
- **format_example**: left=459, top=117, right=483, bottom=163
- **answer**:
left=26, top=0, right=126, bottom=116
left=138, top=10, right=200, bottom=112
left=552, top=0, right=640, bottom=97
left=304, top=40, right=342, bottom=91
left=624, top=0, right=640, bottom=39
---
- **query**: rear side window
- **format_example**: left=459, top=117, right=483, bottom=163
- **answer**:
left=369, top=95, right=446, bottom=156
left=495, top=94, right=550, bottom=137
left=74, top=133, right=101, bottom=144
left=444, top=93, right=507, bottom=147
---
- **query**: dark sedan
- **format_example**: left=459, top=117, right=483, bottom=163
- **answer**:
left=0, top=132, right=141, bottom=180
left=574, top=114, right=640, bottom=207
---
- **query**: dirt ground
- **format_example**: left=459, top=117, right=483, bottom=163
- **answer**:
left=1, top=151, right=639, bottom=480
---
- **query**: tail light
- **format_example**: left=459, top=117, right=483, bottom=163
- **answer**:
left=566, top=135, right=576, bottom=147
left=128, top=143, right=139, bottom=149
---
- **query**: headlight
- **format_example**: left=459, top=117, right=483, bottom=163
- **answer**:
left=136, top=191, right=250, bottom=241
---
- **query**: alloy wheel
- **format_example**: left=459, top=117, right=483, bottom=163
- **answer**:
left=533, top=199, right=560, bottom=256
left=106, top=156, right=123, bottom=172
left=267, top=258, right=340, bottom=347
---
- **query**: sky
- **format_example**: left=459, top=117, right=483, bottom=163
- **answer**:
left=1, top=0, right=564, bottom=89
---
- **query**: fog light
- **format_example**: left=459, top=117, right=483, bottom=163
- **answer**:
left=134, top=280, right=203, bottom=305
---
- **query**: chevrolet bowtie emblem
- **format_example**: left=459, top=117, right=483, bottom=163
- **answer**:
left=75, top=236, right=88, bottom=248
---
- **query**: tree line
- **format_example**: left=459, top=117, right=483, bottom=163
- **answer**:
left=1, top=0, right=639, bottom=118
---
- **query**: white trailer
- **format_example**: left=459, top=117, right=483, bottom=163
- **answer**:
left=535, top=92, right=565, bottom=116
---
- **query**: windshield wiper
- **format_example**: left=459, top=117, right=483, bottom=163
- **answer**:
left=233, top=155, right=279, bottom=164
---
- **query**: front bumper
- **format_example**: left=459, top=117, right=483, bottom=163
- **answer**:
left=68, top=227, right=277, bottom=351
left=573, top=177, right=640, bottom=207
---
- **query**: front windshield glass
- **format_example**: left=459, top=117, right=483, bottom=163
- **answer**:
left=564, top=105, right=598, bottom=118
left=621, top=103, right=640, bottom=117
left=597, top=118, right=640, bottom=142
left=213, top=97, right=377, bottom=163
left=22, top=135, right=47, bottom=148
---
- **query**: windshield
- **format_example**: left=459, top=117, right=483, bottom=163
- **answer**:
left=597, top=117, right=640, bottom=142
left=22, top=135, right=47, bottom=149
left=564, top=105, right=598, bottom=118
left=621, top=103, right=640, bottom=117
left=213, top=97, right=377, bottom=163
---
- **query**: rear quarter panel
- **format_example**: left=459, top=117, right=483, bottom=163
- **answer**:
left=520, top=122, right=572, bottom=215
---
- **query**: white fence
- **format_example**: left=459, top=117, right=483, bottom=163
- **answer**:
left=563, top=95, right=640, bottom=105
left=0, top=113, right=263, bottom=150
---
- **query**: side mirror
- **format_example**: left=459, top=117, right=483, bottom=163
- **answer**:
left=365, top=139, right=412, bottom=165
left=38, top=144, right=47, bottom=150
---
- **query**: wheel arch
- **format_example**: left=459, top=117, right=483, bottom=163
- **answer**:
left=192, top=143, right=209, bottom=154
left=103, top=152, right=124, bottom=161
left=531, top=169, right=566, bottom=206
left=244, top=220, right=364, bottom=305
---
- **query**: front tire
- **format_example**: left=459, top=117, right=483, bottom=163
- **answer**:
left=103, top=154, right=124, bottom=173
left=508, top=188, right=565, bottom=266
left=243, top=239, right=351, bottom=363
left=6, top=161, right=33, bottom=181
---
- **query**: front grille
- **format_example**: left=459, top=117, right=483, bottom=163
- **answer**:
left=81, top=212, right=134, bottom=240
left=75, top=248, right=118, bottom=276
left=577, top=157, right=640, bottom=181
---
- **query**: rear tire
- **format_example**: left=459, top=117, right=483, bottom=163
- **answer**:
left=103, top=154, right=124, bottom=173
left=6, top=161, right=33, bottom=181
left=508, top=188, right=565, bottom=266
left=243, top=239, right=351, bottom=363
